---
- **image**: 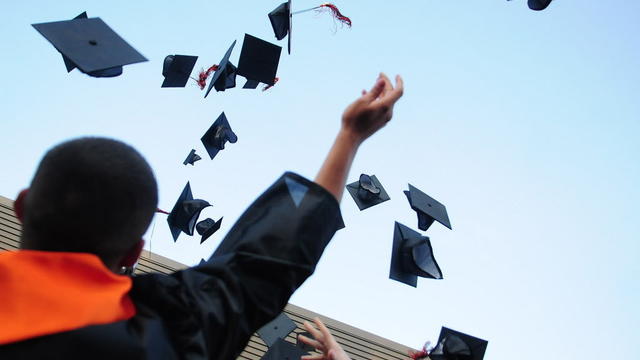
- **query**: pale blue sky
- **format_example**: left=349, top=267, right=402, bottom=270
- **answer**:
left=1, top=1, right=639, bottom=358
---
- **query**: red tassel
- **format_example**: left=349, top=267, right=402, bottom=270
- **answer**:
left=262, top=77, right=280, bottom=91
left=195, top=64, right=219, bottom=90
left=156, top=208, right=170, bottom=215
left=408, top=342, right=431, bottom=360
left=318, top=3, right=352, bottom=27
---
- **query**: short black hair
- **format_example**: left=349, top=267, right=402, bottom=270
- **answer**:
left=20, top=137, right=158, bottom=266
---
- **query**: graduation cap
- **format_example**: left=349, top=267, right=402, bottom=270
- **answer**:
left=201, top=112, right=237, bottom=160
left=162, top=55, right=198, bottom=88
left=32, top=16, right=147, bottom=77
left=183, top=149, right=202, bottom=166
left=429, top=327, right=488, bottom=360
left=346, top=174, right=390, bottom=211
left=61, top=12, right=88, bottom=73
left=237, top=34, right=282, bottom=86
left=528, top=0, right=553, bottom=11
left=257, top=313, right=297, bottom=347
left=204, top=40, right=237, bottom=98
left=269, top=2, right=352, bottom=55
left=268, top=0, right=292, bottom=54
left=389, top=222, right=442, bottom=287
left=261, top=338, right=306, bottom=360
left=243, top=79, right=260, bottom=89
left=195, top=217, right=223, bottom=244
left=167, top=182, right=211, bottom=242
left=404, top=184, right=452, bottom=232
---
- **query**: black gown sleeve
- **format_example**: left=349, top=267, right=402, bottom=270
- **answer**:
left=130, top=172, right=344, bottom=360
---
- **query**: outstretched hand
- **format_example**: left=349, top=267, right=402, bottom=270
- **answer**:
left=314, top=72, right=404, bottom=201
left=298, top=318, right=351, bottom=360
left=341, top=73, right=404, bottom=145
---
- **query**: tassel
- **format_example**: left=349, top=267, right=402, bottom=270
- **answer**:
left=292, top=3, right=352, bottom=28
left=195, top=64, right=219, bottom=89
left=156, top=208, right=170, bottom=215
left=262, top=77, right=280, bottom=91
left=408, top=341, right=431, bottom=360
left=317, top=3, right=352, bottom=27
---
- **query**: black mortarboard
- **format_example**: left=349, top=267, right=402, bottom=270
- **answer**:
left=268, top=0, right=292, bottom=54
left=223, top=63, right=237, bottom=89
left=61, top=12, right=88, bottom=73
left=261, top=338, right=306, bottom=360
left=243, top=79, right=260, bottom=89
left=167, top=182, right=211, bottom=242
left=32, top=17, right=147, bottom=77
left=195, top=217, right=223, bottom=244
left=346, top=174, right=390, bottom=211
left=162, top=55, right=198, bottom=88
left=404, top=184, right=452, bottom=232
left=183, top=149, right=202, bottom=166
left=528, top=0, right=553, bottom=11
left=237, top=34, right=282, bottom=86
left=204, top=40, right=237, bottom=98
left=429, top=327, right=488, bottom=360
left=389, top=222, right=442, bottom=287
left=257, top=313, right=297, bottom=347
left=206, top=61, right=237, bottom=93
left=201, top=112, right=238, bottom=160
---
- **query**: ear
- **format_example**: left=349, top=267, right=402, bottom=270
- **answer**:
left=119, top=239, right=145, bottom=268
left=14, top=189, right=29, bottom=223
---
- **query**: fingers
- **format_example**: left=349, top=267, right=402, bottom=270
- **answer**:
left=303, top=320, right=324, bottom=342
left=314, top=318, right=337, bottom=346
left=381, top=75, right=404, bottom=105
left=302, top=355, right=325, bottom=360
left=394, top=75, right=404, bottom=96
left=299, top=334, right=325, bottom=352
left=378, top=73, right=393, bottom=98
left=362, top=78, right=385, bottom=103
left=374, top=76, right=403, bottom=118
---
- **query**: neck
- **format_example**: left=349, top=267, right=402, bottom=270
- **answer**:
left=19, top=237, right=122, bottom=274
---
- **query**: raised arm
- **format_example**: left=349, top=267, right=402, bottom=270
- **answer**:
left=132, top=74, right=404, bottom=360
left=315, top=73, right=404, bottom=200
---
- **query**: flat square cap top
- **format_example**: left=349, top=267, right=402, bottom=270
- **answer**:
left=404, top=184, right=452, bottom=231
left=200, top=112, right=238, bottom=160
left=268, top=1, right=291, bottom=41
left=268, top=0, right=292, bottom=54
left=196, top=217, right=223, bottom=244
left=32, top=17, right=147, bottom=73
left=162, top=55, right=198, bottom=88
left=243, top=79, right=260, bottom=89
left=167, top=182, right=211, bottom=242
left=62, top=11, right=89, bottom=73
left=346, top=174, right=390, bottom=211
left=389, top=222, right=442, bottom=287
left=237, top=34, right=282, bottom=86
left=257, top=312, right=297, bottom=347
left=205, top=40, right=237, bottom=98
left=430, top=327, right=488, bottom=360
left=183, top=149, right=202, bottom=166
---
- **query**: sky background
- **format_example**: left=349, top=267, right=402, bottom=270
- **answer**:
left=1, top=0, right=639, bottom=358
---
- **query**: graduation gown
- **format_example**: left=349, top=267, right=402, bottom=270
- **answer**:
left=0, top=172, right=344, bottom=360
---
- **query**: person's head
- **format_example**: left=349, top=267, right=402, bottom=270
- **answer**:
left=15, top=137, right=158, bottom=272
